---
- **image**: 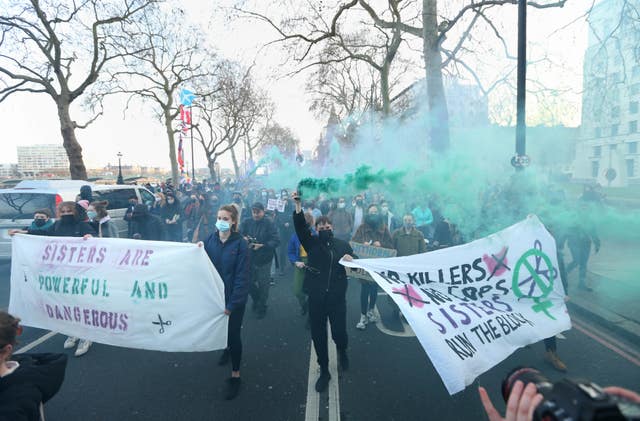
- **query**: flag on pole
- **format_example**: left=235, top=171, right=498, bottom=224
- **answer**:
left=180, top=89, right=195, bottom=107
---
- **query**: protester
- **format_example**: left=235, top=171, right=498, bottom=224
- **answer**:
left=276, top=189, right=294, bottom=277
left=124, top=195, right=138, bottom=238
left=9, top=209, right=55, bottom=236
left=129, top=204, right=165, bottom=241
left=75, top=185, right=93, bottom=222
left=293, top=191, right=355, bottom=393
left=352, top=203, right=393, bottom=330
left=161, top=192, right=182, bottom=242
left=150, top=192, right=166, bottom=217
left=411, top=202, right=434, bottom=240
left=0, top=311, right=68, bottom=421
left=351, top=194, right=365, bottom=238
left=203, top=205, right=250, bottom=400
left=10, top=202, right=95, bottom=356
left=380, top=200, right=400, bottom=232
left=327, top=197, right=353, bottom=241
left=240, top=202, right=280, bottom=319
left=288, top=212, right=315, bottom=318
left=88, top=201, right=119, bottom=238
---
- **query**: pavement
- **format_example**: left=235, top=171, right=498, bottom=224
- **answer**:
left=562, top=240, right=640, bottom=343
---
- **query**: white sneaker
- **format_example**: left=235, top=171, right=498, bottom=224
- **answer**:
left=366, top=309, right=378, bottom=323
left=356, top=314, right=367, bottom=330
left=63, top=336, right=78, bottom=349
left=74, top=340, right=92, bottom=357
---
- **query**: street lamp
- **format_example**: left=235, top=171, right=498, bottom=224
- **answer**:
left=117, top=152, right=124, bottom=185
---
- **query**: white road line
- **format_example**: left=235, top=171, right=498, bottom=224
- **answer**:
left=328, top=341, right=340, bottom=421
left=304, top=341, right=320, bottom=421
left=372, top=305, right=416, bottom=338
left=14, top=331, right=57, bottom=355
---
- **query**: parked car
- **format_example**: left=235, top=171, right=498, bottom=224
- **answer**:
left=0, top=180, right=156, bottom=260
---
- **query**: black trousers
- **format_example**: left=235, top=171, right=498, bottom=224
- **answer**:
left=228, top=304, right=246, bottom=372
left=308, top=294, right=348, bottom=370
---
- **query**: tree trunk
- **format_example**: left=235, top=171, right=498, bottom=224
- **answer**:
left=381, top=65, right=391, bottom=116
left=230, top=146, right=241, bottom=179
left=164, top=108, right=180, bottom=185
left=423, top=0, right=450, bottom=152
left=57, top=100, right=88, bottom=180
left=207, top=157, right=217, bottom=182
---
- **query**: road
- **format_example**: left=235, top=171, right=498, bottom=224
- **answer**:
left=1, top=260, right=639, bottom=421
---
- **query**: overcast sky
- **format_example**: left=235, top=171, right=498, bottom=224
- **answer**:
left=0, top=0, right=591, bottom=171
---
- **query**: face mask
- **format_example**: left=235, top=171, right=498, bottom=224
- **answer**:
left=403, top=222, right=414, bottom=230
left=34, top=219, right=47, bottom=227
left=381, top=207, right=389, bottom=213
left=233, top=197, right=242, bottom=204
left=216, top=219, right=231, bottom=232
left=318, top=229, right=333, bottom=242
left=168, top=199, right=175, bottom=204
left=87, top=211, right=97, bottom=220
left=356, top=200, right=363, bottom=207
left=337, top=203, right=346, bottom=209
left=60, top=215, right=75, bottom=224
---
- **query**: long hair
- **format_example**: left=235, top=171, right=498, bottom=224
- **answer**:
left=219, top=204, right=239, bottom=232
left=57, top=201, right=78, bottom=218
left=0, top=311, right=20, bottom=350
left=91, top=201, right=110, bottom=219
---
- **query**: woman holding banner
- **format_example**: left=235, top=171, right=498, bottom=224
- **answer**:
left=203, top=204, right=250, bottom=400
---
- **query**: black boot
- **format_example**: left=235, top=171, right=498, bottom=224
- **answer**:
left=224, top=377, right=241, bottom=400
left=315, top=369, right=331, bottom=393
left=217, top=349, right=230, bottom=366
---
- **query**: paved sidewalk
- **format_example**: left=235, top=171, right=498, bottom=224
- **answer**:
left=562, top=240, right=640, bottom=343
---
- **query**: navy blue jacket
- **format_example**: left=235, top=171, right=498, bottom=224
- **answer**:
left=204, top=231, right=250, bottom=312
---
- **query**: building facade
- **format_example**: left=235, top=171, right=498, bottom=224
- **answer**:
left=0, top=164, right=18, bottom=178
left=17, top=144, right=70, bottom=177
left=573, top=0, right=640, bottom=186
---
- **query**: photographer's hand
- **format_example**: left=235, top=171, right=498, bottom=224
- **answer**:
left=604, top=386, right=640, bottom=403
left=478, top=382, right=543, bottom=421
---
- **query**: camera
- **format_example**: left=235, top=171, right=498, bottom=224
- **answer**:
left=502, top=367, right=640, bottom=420
left=245, top=236, right=258, bottom=245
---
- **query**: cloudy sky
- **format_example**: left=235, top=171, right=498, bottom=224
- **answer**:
left=0, top=0, right=592, bottom=171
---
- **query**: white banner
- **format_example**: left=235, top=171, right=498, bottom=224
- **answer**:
left=341, top=215, right=571, bottom=394
left=9, top=234, right=228, bottom=352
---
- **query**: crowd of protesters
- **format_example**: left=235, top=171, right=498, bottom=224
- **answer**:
left=3, top=176, right=611, bottom=411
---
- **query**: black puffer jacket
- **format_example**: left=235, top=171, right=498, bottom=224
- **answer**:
left=0, top=353, right=67, bottom=421
left=241, top=217, right=280, bottom=265
left=293, top=210, right=354, bottom=298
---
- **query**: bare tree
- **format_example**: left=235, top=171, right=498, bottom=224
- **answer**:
left=256, top=122, right=300, bottom=158
left=192, top=61, right=272, bottom=180
left=101, top=7, right=216, bottom=184
left=0, top=0, right=157, bottom=179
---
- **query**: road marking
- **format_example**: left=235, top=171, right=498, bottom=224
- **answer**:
left=328, top=341, right=340, bottom=421
left=14, top=331, right=57, bottom=355
left=304, top=341, right=320, bottom=421
left=371, top=305, right=416, bottom=338
left=573, top=319, right=640, bottom=367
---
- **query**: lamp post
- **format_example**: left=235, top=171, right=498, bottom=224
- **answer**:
left=512, top=0, right=529, bottom=171
left=117, top=152, right=124, bottom=185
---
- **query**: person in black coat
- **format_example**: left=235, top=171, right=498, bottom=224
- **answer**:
left=292, top=192, right=355, bottom=393
left=161, top=193, right=183, bottom=242
left=129, top=204, right=165, bottom=241
left=240, top=202, right=280, bottom=319
left=0, top=311, right=67, bottom=421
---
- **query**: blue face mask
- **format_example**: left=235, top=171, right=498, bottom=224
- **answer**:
left=216, top=219, right=231, bottom=232
left=87, top=211, right=98, bottom=220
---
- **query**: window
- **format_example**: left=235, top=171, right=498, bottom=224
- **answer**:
left=631, top=121, right=638, bottom=133
left=631, top=83, right=640, bottom=95
left=634, top=65, right=640, bottom=79
left=93, top=188, right=136, bottom=210
left=611, top=106, right=620, bottom=118
left=0, top=193, right=55, bottom=220
left=595, top=127, right=602, bottom=138
left=592, top=161, right=600, bottom=178
left=630, top=142, right=638, bottom=154
left=611, top=124, right=619, bottom=136
left=594, top=145, right=602, bottom=157
left=611, top=71, right=622, bottom=83
left=610, top=144, right=617, bottom=150
left=139, top=189, right=155, bottom=207
left=627, top=159, right=636, bottom=177
left=632, top=101, right=639, bottom=114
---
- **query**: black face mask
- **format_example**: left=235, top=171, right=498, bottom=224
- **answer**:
left=318, top=230, right=333, bottom=242
left=34, top=219, right=47, bottom=227
left=60, top=215, right=75, bottom=225
left=365, top=214, right=381, bottom=227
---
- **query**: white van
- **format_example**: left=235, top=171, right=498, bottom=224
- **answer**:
left=0, top=180, right=156, bottom=260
